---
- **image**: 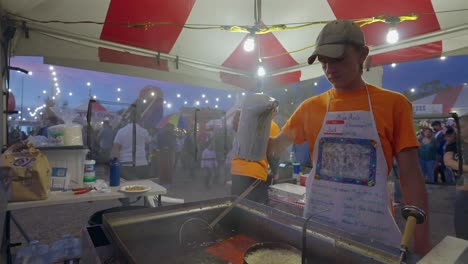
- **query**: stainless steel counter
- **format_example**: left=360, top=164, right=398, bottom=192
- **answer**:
left=101, top=197, right=420, bottom=264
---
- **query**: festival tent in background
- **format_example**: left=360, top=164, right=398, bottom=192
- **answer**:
left=158, top=112, right=188, bottom=130
left=412, top=84, right=468, bottom=116
left=75, top=100, right=107, bottom=113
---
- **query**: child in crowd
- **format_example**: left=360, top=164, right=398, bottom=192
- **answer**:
left=201, top=142, right=217, bottom=188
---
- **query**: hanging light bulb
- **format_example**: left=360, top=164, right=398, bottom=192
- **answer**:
left=243, top=35, right=255, bottom=52
left=386, top=27, right=399, bottom=44
left=257, top=65, right=266, bottom=77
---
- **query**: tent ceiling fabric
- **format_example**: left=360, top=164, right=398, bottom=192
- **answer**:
left=2, top=0, right=468, bottom=91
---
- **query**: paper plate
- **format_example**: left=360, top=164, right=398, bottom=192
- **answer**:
left=119, top=185, right=152, bottom=193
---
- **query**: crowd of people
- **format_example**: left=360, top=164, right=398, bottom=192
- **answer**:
left=417, top=118, right=460, bottom=184
left=89, top=116, right=235, bottom=187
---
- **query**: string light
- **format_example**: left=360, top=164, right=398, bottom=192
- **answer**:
left=410, top=88, right=416, bottom=93
left=93, top=95, right=97, bottom=99
left=151, top=92, right=155, bottom=96
left=215, top=98, right=219, bottom=102
left=28, top=71, right=33, bottom=76
left=195, top=101, right=200, bottom=106
left=257, top=65, right=266, bottom=77
left=143, top=99, right=147, bottom=104
left=391, top=63, right=397, bottom=68
left=440, top=56, right=446, bottom=60
left=87, top=82, right=91, bottom=86
left=10, top=13, right=424, bottom=62
left=42, top=90, right=46, bottom=94
left=243, top=34, right=255, bottom=52
left=49, top=66, right=54, bottom=71
left=314, top=82, right=318, bottom=86
left=167, top=103, right=172, bottom=108
left=29, top=105, right=46, bottom=117
left=228, top=94, right=232, bottom=98
left=215, top=105, right=218, bottom=108
left=184, top=101, right=188, bottom=105
left=52, top=72, right=56, bottom=76
left=117, top=97, right=121, bottom=102
left=69, top=92, right=73, bottom=96
left=202, top=94, right=206, bottom=98
left=386, top=28, right=399, bottom=44
left=117, top=88, right=121, bottom=92
left=205, top=100, right=209, bottom=104
left=241, top=92, right=246, bottom=96
left=163, top=100, right=167, bottom=104
left=176, top=93, right=181, bottom=98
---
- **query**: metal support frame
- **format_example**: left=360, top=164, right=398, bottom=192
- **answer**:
left=20, top=22, right=252, bottom=77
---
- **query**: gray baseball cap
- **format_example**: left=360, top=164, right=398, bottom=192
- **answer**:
left=308, top=20, right=365, bottom=64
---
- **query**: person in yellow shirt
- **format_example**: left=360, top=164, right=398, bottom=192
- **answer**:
left=268, top=20, right=430, bottom=255
left=231, top=109, right=280, bottom=204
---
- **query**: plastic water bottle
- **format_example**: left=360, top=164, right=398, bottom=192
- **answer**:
left=49, top=234, right=81, bottom=263
left=109, top=158, right=120, bottom=186
left=14, top=240, right=49, bottom=264
left=84, top=159, right=96, bottom=187
left=290, top=152, right=301, bottom=183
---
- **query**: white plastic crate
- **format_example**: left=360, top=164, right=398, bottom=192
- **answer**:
left=269, top=183, right=306, bottom=205
left=39, top=147, right=89, bottom=190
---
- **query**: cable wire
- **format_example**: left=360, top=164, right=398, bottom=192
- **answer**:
left=9, top=7, right=464, bottom=62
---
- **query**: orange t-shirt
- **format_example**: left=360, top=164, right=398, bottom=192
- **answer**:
left=282, top=85, right=419, bottom=173
left=231, top=121, right=281, bottom=181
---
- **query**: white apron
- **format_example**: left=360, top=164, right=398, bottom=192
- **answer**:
left=304, top=85, right=401, bottom=247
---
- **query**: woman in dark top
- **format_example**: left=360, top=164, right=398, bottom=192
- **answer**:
left=418, top=127, right=437, bottom=183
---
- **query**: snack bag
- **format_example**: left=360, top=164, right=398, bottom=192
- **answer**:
left=0, top=142, right=51, bottom=202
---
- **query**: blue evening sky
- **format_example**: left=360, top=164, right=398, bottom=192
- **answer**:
left=8, top=55, right=468, bottom=120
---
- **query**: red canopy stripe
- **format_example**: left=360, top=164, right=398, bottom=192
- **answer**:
left=432, top=85, right=464, bottom=113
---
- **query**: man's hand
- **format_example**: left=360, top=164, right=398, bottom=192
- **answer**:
left=267, top=132, right=293, bottom=159
left=396, top=147, right=432, bottom=256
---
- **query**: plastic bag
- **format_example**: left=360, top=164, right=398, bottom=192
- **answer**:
left=0, top=142, right=51, bottom=202
left=235, top=94, right=278, bottom=161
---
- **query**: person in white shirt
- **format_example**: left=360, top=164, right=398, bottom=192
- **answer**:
left=112, top=115, right=151, bottom=180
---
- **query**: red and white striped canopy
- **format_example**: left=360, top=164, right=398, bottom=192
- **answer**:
left=3, top=0, right=468, bottom=91
left=413, top=84, right=468, bottom=115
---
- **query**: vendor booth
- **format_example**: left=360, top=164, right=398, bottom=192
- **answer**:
left=2, top=1, right=468, bottom=263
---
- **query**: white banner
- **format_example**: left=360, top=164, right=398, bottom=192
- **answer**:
left=412, top=104, right=443, bottom=114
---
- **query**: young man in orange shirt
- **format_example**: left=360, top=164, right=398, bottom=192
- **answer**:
left=268, top=20, right=430, bottom=255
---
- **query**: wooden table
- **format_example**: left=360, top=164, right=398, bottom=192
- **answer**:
left=3, top=179, right=167, bottom=264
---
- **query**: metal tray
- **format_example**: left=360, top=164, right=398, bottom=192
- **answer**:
left=102, top=197, right=417, bottom=264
